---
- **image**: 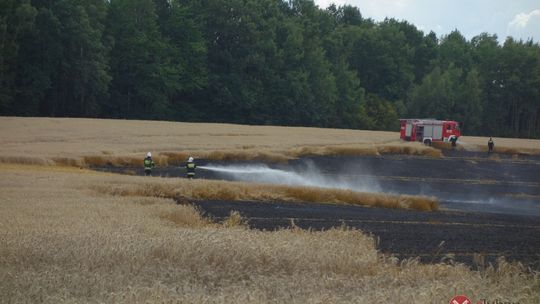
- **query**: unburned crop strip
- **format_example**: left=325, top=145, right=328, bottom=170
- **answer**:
left=94, top=179, right=439, bottom=212
left=77, top=142, right=443, bottom=169
left=482, top=146, right=537, bottom=155
left=376, top=144, right=443, bottom=158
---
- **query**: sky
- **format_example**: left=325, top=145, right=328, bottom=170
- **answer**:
left=314, top=0, right=540, bottom=42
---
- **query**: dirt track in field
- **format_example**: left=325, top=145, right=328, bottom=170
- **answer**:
left=94, top=150, right=540, bottom=268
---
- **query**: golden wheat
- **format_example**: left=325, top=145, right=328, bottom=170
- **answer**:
left=0, top=117, right=446, bottom=167
left=376, top=142, right=444, bottom=158
left=4, top=117, right=538, bottom=170
left=1, top=117, right=539, bottom=303
left=90, top=174, right=439, bottom=212
left=0, top=117, right=396, bottom=159
left=0, top=164, right=538, bottom=303
left=431, top=141, right=465, bottom=151
left=459, top=135, right=540, bottom=154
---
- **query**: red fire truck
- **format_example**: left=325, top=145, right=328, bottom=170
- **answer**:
left=399, top=119, right=461, bottom=145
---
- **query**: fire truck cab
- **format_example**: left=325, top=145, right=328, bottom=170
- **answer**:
left=400, top=119, right=461, bottom=145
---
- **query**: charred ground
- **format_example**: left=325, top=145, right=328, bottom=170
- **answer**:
left=192, top=199, right=540, bottom=270
left=93, top=150, right=540, bottom=269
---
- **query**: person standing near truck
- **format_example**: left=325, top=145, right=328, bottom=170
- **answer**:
left=450, top=136, right=458, bottom=148
left=186, top=156, right=196, bottom=179
left=488, top=137, right=494, bottom=153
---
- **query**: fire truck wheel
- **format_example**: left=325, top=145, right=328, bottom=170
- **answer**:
left=423, top=138, right=432, bottom=146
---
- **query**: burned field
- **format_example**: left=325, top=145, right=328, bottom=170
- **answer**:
left=96, top=150, right=540, bottom=216
left=195, top=200, right=540, bottom=269
left=94, top=150, right=540, bottom=269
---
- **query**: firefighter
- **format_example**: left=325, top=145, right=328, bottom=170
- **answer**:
left=144, top=152, right=155, bottom=176
left=450, top=136, right=458, bottom=148
left=185, top=156, right=196, bottom=179
left=488, top=137, right=494, bottom=153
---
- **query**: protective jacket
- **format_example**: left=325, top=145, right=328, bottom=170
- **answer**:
left=186, top=162, right=196, bottom=178
left=144, top=157, right=155, bottom=169
left=488, top=139, right=494, bottom=151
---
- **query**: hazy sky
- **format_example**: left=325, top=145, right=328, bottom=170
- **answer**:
left=314, top=0, right=540, bottom=42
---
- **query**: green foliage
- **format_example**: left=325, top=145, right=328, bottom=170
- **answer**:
left=106, top=0, right=170, bottom=118
left=1, top=0, right=110, bottom=116
left=458, top=68, right=483, bottom=134
left=0, top=0, right=38, bottom=114
left=497, top=38, right=540, bottom=137
left=364, top=93, right=399, bottom=131
left=1, top=0, right=539, bottom=138
left=438, top=30, right=473, bottom=71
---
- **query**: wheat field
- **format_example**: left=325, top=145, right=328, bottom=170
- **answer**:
left=1, top=117, right=539, bottom=303
left=1, top=164, right=538, bottom=303
left=0, top=117, right=395, bottom=159
left=1, top=117, right=539, bottom=167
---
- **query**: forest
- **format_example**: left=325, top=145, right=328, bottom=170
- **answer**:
left=1, top=0, right=540, bottom=138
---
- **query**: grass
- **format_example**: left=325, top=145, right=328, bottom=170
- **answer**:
left=431, top=141, right=465, bottom=151
left=0, top=117, right=397, bottom=159
left=1, top=117, right=539, bottom=302
left=222, top=210, right=248, bottom=228
left=0, top=155, right=53, bottom=166
left=1, top=144, right=444, bottom=168
left=0, top=164, right=538, bottom=303
left=204, top=149, right=291, bottom=163
left=0, top=143, right=444, bottom=168
left=0, top=117, right=447, bottom=167
left=92, top=175, right=439, bottom=212
left=376, top=142, right=443, bottom=157
left=78, top=143, right=442, bottom=167
left=459, top=135, right=540, bottom=155
left=2, top=118, right=539, bottom=168
left=281, top=186, right=438, bottom=211
left=487, top=146, right=536, bottom=155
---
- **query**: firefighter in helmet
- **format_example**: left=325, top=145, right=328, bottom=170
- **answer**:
left=488, top=137, right=494, bottom=153
left=186, top=156, right=196, bottom=179
left=144, top=152, right=155, bottom=176
left=450, top=136, right=458, bottom=148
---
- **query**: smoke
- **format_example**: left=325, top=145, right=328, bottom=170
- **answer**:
left=197, top=158, right=539, bottom=216
left=487, top=197, right=540, bottom=216
left=456, top=139, right=481, bottom=152
left=441, top=197, right=540, bottom=216
left=199, top=161, right=381, bottom=193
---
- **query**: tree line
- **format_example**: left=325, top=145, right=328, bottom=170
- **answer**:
left=2, top=0, right=540, bottom=138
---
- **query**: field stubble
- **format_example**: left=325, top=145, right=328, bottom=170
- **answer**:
left=0, top=164, right=538, bottom=303
left=10, top=117, right=540, bottom=168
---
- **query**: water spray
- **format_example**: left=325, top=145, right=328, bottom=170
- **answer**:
left=199, top=163, right=380, bottom=193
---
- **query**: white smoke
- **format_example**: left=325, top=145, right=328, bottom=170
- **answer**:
left=198, top=161, right=540, bottom=216
left=456, top=140, right=481, bottom=152
left=199, top=162, right=381, bottom=193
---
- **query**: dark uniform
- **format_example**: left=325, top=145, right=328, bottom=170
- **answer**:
left=450, top=136, right=457, bottom=147
left=488, top=137, right=494, bottom=153
left=144, top=157, right=155, bottom=176
left=186, top=161, right=196, bottom=179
